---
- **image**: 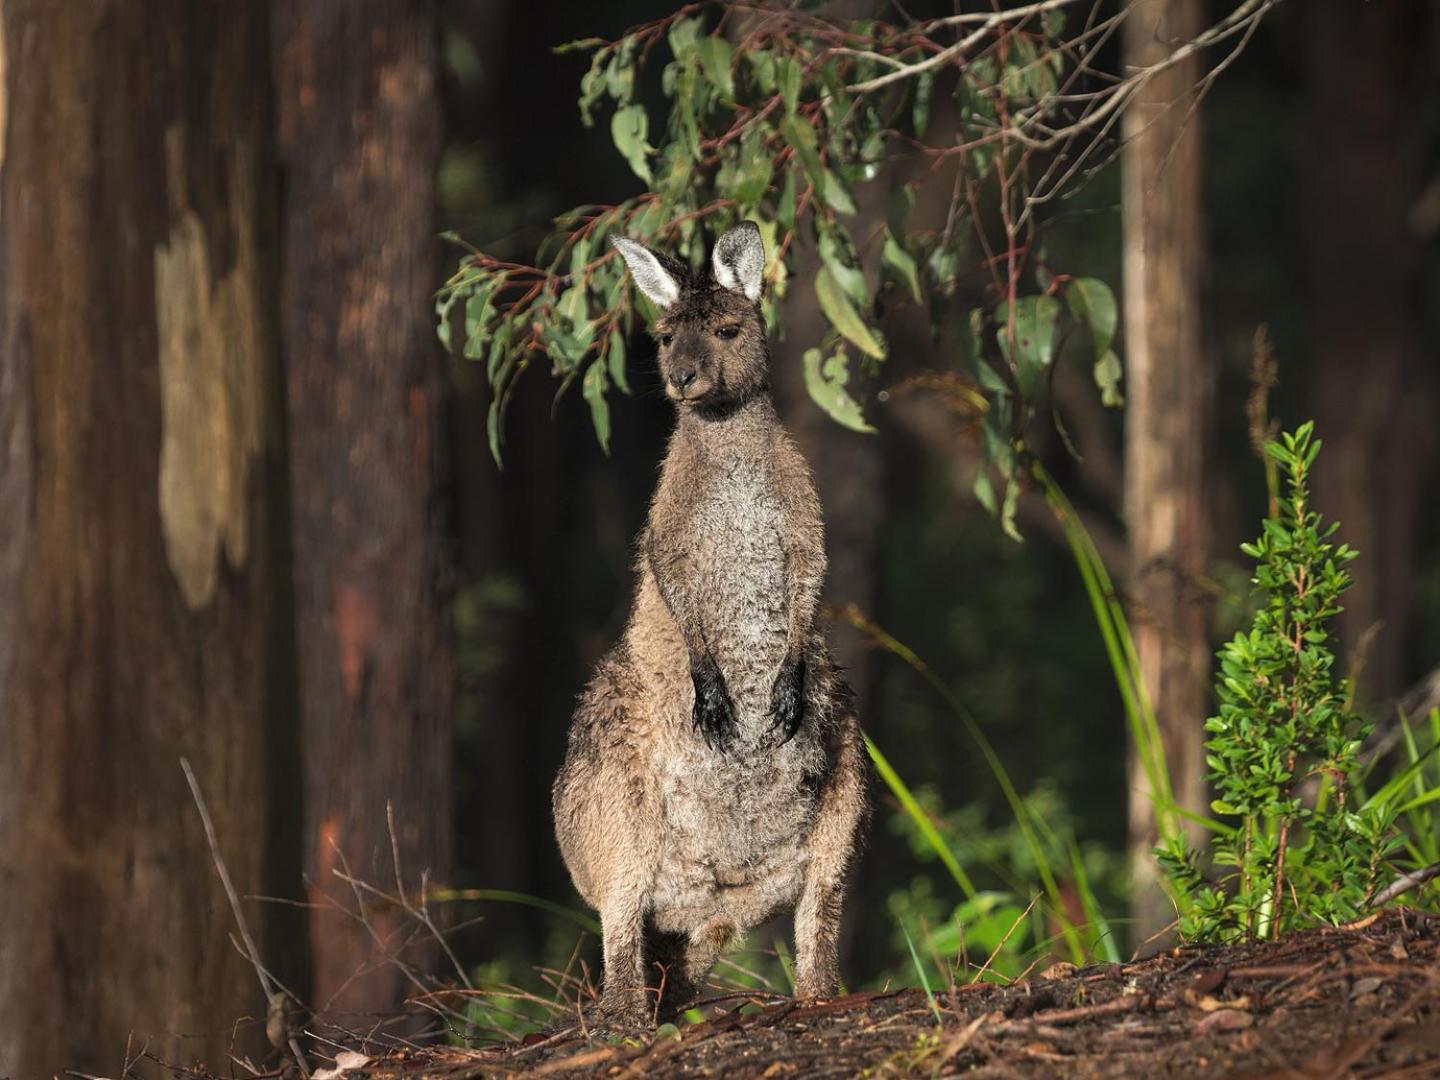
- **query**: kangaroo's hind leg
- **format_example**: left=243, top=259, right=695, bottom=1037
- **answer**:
left=794, top=711, right=867, bottom=998
left=648, top=916, right=737, bottom=1019
left=553, top=652, right=662, bottom=1029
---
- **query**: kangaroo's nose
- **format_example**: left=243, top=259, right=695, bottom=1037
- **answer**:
left=670, top=366, right=698, bottom=391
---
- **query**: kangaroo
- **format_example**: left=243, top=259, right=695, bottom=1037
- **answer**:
left=552, top=221, right=868, bottom=1029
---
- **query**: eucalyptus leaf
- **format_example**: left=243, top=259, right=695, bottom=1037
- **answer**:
left=1065, top=277, right=1118, bottom=360
left=697, top=37, right=735, bottom=101
left=803, top=347, right=874, bottom=433
left=779, top=114, right=824, bottom=187
left=667, top=16, right=701, bottom=61
left=607, top=328, right=631, bottom=395
left=610, top=104, right=652, bottom=184
left=882, top=231, right=921, bottom=302
left=1094, top=348, right=1124, bottom=407
left=816, top=267, right=884, bottom=360
left=779, top=55, right=802, bottom=114
left=582, top=359, right=611, bottom=453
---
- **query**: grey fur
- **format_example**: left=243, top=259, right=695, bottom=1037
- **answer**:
left=711, top=220, right=765, bottom=302
left=611, top=235, right=682, bottom=309
left=554, top=224, right=868, bottom=1028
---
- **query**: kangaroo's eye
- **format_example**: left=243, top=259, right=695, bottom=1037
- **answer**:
left=715, top=326, right=740, bottom=340
left=659, top=333, right=674, bottom=347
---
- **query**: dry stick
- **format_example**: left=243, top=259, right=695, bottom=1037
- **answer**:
left=1370, top=860, right=1440, bottom=909
left=180, top=757, right=311, bottom=1077
left=385, top=802, right=474, bottom=994
left=971, top=894, right=1041, bottom=986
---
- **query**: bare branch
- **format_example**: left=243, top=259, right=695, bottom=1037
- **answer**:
left=181, top=758, right=311, bottom=1076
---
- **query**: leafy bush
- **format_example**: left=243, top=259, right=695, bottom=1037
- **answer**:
left=1159, top=423, right=1403, bottom=940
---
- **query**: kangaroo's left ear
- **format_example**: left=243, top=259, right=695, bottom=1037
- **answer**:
left=711, top=221, right=765, bottom=303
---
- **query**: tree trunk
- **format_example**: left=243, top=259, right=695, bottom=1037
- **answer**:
left=1305, top=0, right=1436, bottom=706
left=0, top=2, right=289, bottom=1073
left=272, top=0, right=453, bottom=1018
left=1121, top=0, right=1212, bottom=947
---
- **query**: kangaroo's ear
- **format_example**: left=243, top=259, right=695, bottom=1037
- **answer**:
left=711, top=221, right=765, bottom=303
left=611, top=236, right=683, bottom=310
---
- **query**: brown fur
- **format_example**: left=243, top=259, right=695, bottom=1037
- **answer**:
left=553, top=223, right=868, bottom=1028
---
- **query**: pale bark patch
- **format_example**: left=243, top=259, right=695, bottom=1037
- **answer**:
left=153, top=126, right=264, bottom=608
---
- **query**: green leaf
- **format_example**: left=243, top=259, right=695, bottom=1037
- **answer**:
left=486, top=397, right=503, bottom=466
left=913, top=70, right=935, bottom=137
left=882, top=230, right=921, bottom=302
left=435, top=287, right=462, bottom=352
left=605, top=50, right=635, bottom=103
left=779, top=114, right=823, bottom=187
left=578, top=49, right=609, bottom=127
left=973, top=470, right=996, bottom=514
left=817, top=224, right=866, bottom=304
left=994, top=295, right=1060, bottom=395
left=779, top=55, right=802, bottom=114
left=816, top=267, right=884, bottom=360
left=822, top=170, right=857, bottom=215
left=697, top=37, right=735, bottom=100
left=803, top=347, right=874, bottom=433
left=582, top=358, right=611, bottom=454
left=607, top=328, right=630, bottom=395
left=777, top=167, right=798, bottom=231
left=667, top=16, right=701, bottom=62
left=731, top=128, right=774, bottom=206
left=1064, top=277, right=1118, bottom=359
left=1094, top=349, right=1124, bottom=407
left=463, top=282, right=496, bottom=359
left=610, top=104, right=652, bottom=185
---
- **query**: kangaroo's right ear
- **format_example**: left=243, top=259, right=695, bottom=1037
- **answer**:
left=611, top=236, right=683, bottom=310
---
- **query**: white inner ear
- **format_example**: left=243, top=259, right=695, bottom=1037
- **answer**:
left=611, top=236, right=680, bottom=310
left=711, top=224, right=765, bottom=302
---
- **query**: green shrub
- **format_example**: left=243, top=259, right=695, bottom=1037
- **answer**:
left=1159, top=423, right=1402, bottom=940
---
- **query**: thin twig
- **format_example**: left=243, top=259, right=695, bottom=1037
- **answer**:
left=181, top=757, right=311, bottom=1076
left=1370, top=861, right=1440, bottom=908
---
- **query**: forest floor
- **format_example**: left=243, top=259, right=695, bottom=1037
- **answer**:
left=177, top=910, right=1440, bottom=1079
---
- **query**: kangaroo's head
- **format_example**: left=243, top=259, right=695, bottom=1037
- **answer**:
left=611, top=222, right=768, bottom=413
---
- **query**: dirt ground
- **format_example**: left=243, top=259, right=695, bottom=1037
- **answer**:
left=168, top=909, right=1440, bottom=1079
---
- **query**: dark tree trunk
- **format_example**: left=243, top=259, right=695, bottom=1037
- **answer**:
left=1121, top=0, right=1213, bottom=947
left=0, top=1, right=289, bottom=1073
left=1305, top=0, right=1436, bottom=705
left=272, top=0, right=453, bottom=1018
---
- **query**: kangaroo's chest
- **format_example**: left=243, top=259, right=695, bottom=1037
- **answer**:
left=687, top=464, right=789, bottom=696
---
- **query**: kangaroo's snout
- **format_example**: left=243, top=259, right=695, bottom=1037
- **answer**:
left=670, top=366, right=698, bottom=392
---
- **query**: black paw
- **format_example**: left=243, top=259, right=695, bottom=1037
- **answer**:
left=691, top=661, right=737, bottom=750
left=768, top=656, right=806, bottom=745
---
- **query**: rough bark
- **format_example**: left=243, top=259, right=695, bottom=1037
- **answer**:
left=1304, top=0, right=1436, bottom=705
left=1121, top=0, right=1212, bottom=946
left=272, top=0, right=453, bottom=1018
left=0, top=1, right=288, bottom=1073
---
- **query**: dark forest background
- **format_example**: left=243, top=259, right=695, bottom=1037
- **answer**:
left=0, top=0, right=1437, bottom=1075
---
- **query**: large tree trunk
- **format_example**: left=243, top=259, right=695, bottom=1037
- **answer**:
left=1121, top=0, right=1212, bottom=947
left=272, top=0, right=453, bottom=1018
left=0, top=2, right=289, bottom=1073
left=1305, top=0, right=1436, bottom=706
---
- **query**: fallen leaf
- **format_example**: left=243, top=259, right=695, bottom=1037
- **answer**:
left=1191, top=966, right=1229, bottom=995
left=1039, top=961, right=1078, bottom=981
left=312, top=1051, right=371, bottom=1080
left=1350, top=976, right=1384, bottom=999
left=1191, top=992, right=1251, bottom=1012
left=1197, top=1009, right=1254, bottom=1034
